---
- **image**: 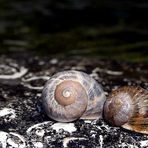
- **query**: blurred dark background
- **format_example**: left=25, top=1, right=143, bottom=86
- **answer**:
left=0, top=0, right=148, bottom=61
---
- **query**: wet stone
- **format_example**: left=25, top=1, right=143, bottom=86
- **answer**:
left=0, top=54, right=147, bottom=147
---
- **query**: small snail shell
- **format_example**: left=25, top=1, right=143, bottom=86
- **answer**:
left=42, top=70, right=106, bottom=122
left=104, top=86, right=148, bottom=134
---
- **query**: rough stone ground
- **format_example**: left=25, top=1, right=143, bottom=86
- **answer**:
left=0, top=54, right=147, bottom=148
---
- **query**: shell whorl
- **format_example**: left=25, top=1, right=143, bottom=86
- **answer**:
left=54, top=80, right=86, bottom=106
left=42, top=70, right=106, bottom=122
left=104, top=86, right=148, bottom=134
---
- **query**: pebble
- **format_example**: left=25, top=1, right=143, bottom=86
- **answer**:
left=51, top=123, right=77, bottom=133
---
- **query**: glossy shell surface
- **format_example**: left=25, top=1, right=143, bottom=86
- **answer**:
left=104, top=86, right=148, bottom=134
left=42, top=70, right=106, bottom=122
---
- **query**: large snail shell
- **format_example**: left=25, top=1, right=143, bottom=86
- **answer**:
left=104, top=86, right=148, bottom=134
left=42, top=70, right=106, bottom=122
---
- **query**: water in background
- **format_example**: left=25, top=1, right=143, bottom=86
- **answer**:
left=0, top=0, right=148, bottom=61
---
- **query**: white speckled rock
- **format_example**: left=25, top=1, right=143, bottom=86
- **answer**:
left=0, top=131, right=26, bottom=148
left=0, top=55, right=148, bottom=147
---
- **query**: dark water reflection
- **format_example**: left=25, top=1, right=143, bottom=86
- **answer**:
left=0, top=0, right=148, bottom=61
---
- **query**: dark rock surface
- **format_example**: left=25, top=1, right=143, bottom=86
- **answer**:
left=0, top=54, right=147, bottom=148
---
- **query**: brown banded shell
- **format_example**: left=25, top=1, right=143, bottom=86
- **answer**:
left=104, top=86, right=148, bottom=134
left=42, top=70, right=106, bottom=122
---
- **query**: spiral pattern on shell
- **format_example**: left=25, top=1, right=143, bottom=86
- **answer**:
left=42, top=70, right=106, bottom=122
left=104, top=86, right=148, bottom=134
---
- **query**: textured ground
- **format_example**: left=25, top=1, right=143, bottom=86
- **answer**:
left=0, top=54, right=147, bottom=148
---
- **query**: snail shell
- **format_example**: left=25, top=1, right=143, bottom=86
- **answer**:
left=42, top=70, right=106, bottom=122
left=104, top=86, right=148, bottom=134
